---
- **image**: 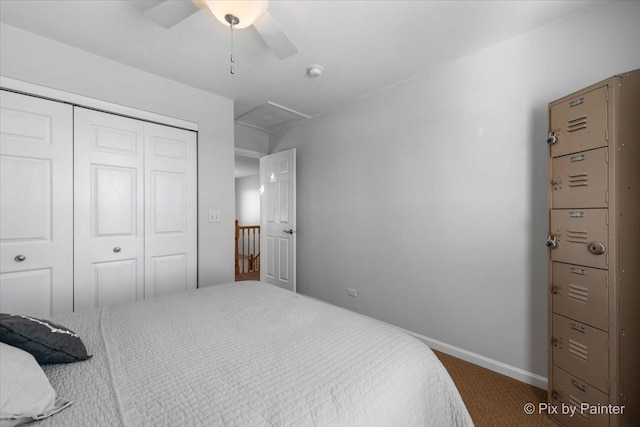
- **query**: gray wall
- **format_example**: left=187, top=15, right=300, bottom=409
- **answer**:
left=270, top=1, right=640, bottom=383
left=1, top=24, right=236, bottom=286
left=235, top=174, right=261, bottom=226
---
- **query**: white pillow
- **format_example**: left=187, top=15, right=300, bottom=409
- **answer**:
left=0, top=343, right=71, bottom=426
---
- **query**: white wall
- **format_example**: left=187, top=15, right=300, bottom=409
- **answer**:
left=270, top=1, right=640, bottom=385
left=235, top=174, right=261, bottom=226
left=1, top=24, right=236, bottom=286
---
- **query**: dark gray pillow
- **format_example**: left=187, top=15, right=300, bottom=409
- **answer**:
left=0, top=313, right=92, bottom=365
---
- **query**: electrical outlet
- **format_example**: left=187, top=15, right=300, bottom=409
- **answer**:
left=347, top=288, right=357, bottom=297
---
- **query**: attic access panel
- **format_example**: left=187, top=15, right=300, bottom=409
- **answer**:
left=235, top=102, right=310, bottom=133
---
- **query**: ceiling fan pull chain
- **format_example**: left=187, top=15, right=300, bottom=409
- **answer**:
left=229, top=20, right=235, bottom=75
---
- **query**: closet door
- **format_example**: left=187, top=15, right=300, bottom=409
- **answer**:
left=144, top=123, right=197, bottom=297
left=0, top=91, right=73, bottom=317
left=74, top=108, right=145, bottom=310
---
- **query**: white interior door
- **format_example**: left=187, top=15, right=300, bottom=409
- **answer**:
left=260, top=148, right=296, bottom=292
left=144, top=122, right=197, bottom=298
left=74, top=107, right=145, bottom=310
left=0, top=90, right=73, bottom=317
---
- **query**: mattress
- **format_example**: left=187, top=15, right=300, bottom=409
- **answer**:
left=41, top=281, right=473, bottom=426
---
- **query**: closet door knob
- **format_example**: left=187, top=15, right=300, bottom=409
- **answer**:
left=14, top=255, right=26, bottom=262
left=113, top=247, right=121, bottom=253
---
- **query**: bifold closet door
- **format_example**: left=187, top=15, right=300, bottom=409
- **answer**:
left=74, top=108, right=197, bottom=310
left=74, top=108, right=145, bottom=310
left=0, top=91, right=73, bottom=317
left=144, top=122, right=197, bottom=297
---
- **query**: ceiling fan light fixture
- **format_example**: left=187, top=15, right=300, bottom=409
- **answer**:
left=205, top=0, right=269, bottom=29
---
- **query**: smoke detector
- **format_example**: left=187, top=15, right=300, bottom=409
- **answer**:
left=306, top=65, right=323, bottom=78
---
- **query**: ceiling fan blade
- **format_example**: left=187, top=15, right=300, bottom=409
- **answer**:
left=143, top=0, right=202, bottom=28
left=253, top=11, right=299, bottom=60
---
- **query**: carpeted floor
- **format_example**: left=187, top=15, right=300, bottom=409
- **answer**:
left=434, top=350, right=555, bottom=426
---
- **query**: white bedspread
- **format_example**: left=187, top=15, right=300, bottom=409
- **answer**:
left=42, top=281, right=473, bottom=426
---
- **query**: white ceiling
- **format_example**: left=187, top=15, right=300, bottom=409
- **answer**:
left=0, top=0, right=605, bottom=126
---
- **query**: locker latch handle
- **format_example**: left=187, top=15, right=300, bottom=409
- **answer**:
left=551, top=337, right=562, bottom=348
left=587, top=241, right=606, bottom=255
left=546, top=235, right=558, bottom=249
left=546, top=131, right=558, bottom=145
left=551, top=390, right=563, bottom=401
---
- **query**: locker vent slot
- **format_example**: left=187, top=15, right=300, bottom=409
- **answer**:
left=567, top=173, right=588, bottom=187
left=568, top=284, right=588, bottom=303
left=567, top=230, right=588, bottom=243
left=568, top=339, right=588, bottom=360
left=568, top=395, right=589, bottom=419
left=567, top=116, right=588, bottom=132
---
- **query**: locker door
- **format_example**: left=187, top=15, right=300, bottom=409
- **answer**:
left=552, top=148, right=608, bottom=209
left=549, top=209, right=608, bottom=269
left=549, top=85, right=608, bottom=158
left=552, top=314, right=609, bottom=393
left=552, top=263, right=608, bottom=331
left=551, top=366, right=609, bottom=427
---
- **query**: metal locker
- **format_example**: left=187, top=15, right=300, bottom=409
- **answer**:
left=552, top=314, right=609, bottom=394
left=551, top=366, right=610, bottom=427
left=549, top=85, right=608, bottom=158
left=548, top=69, right=640, bottom=427
left=551, top=263, right=608, bottom=332
left=549, top=209, right=608, bottom=269
left=551, top=148, right=608, bottom=209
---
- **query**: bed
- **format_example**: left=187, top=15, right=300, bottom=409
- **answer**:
left=33, top=281, right=472, bottom=426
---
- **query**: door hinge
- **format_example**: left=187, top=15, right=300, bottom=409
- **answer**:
left=605, top=150, right=609, bottom=163
left=605, top=128, right=609, bottom=141
left=605, top=191, right=609, bottom=204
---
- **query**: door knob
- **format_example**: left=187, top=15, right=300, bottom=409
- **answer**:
left=282, top=229, right=294, bottom=235
left=113, top=247, right=122, bottom=253
left=14, top=255, right=26, bottom=262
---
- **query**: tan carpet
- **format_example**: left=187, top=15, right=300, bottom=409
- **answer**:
left=434, top=350, right=554, bottom=426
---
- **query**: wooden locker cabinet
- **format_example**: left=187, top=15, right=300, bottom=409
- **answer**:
left=547, top=69, right=640, bottom=427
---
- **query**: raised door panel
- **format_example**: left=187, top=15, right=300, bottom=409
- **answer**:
left=0, top=269, right=52, bottom=318
left=144, top=123, right=197, bottom=298
left=0, top=90, right=73, bottom=316
left=94, top=165, right=138, bottom=237
left=92, top=260, right=138, bottom=307
left=149, top=255, right=187, bottom=297
left=0, top=156, right=51, bottom=241
left=74, top=107, right=144, bottom=310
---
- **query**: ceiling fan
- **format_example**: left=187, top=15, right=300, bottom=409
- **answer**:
left=139, top=0, right=298, bottom=60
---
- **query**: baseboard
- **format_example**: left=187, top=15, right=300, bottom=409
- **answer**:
left=301, top=294, right=548, bottom=390
left=398, top=328, right=548, bottom=391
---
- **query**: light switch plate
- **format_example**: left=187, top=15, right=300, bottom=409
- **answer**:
left=208, top=210, right=221, bottom=223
